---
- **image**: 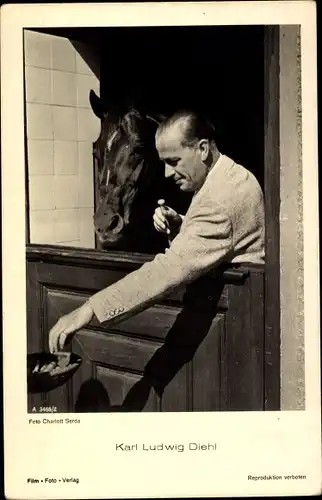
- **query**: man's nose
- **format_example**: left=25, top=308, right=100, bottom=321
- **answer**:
left=165, top=165, right=175, bottom=178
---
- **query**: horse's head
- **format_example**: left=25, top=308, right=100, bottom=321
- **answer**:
left=90, top=90, right=162, bottom=249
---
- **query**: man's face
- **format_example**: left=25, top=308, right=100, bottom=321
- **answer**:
left=155, top=125, right=209, bottom=192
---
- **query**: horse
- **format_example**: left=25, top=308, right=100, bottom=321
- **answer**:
left=89, top=90, right=192, bottom=254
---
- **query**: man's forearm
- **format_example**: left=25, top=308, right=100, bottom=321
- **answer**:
left=88, top=208, right=232, bottom=324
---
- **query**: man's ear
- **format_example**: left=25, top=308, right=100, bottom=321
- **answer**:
left=198, top=139, right=210, bottom=161
left=89, top=90, right=106, bottom=120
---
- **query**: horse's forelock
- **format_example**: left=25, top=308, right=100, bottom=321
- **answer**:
left=101, top=130, right=142, bottom=188
left=98, top=107, right=158, bottom=197
left=120, top=111, right=152, bottom=150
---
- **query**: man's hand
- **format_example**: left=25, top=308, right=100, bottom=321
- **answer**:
left=153, top=199, right=183, bottom=236
left=48, top=302, right=94, bottom=353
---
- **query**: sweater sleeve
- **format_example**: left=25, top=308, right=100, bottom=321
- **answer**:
left=88, top=198, right=233, bottom=323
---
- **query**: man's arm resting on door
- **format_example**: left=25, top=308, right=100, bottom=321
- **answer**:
left=88, top=200, right=233, bottom=323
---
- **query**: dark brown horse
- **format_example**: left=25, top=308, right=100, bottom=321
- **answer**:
left=89, top=90, right=191, bottom=254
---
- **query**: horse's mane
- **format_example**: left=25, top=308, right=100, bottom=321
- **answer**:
left=120, top=110, right=151, bottom=149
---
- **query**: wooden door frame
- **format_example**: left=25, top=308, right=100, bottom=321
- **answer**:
left=24, top=26, right=282, bottom=410
left=264, top=26, right=281, bottom=411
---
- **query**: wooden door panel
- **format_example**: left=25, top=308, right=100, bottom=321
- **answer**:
left=72, top=336, right=95, bottom=412
left=27, top=246, right=265, bottom=412
left=72, top=329, right=160, bottom=372
left=95, top=366, right=159, bottom=412
left=161, top=364, right=189, bottom=412
left=70, top=331, right=162, bottom=413
left=223, top=273, right=264, bottom=411
left=37, top=263, right=131, bottom=293
left=193, top=314, right=226, bottom=412
left=97, top=366, right=142, bottom=407
left=111, top=305, right=181, bottom=340
left=45, top=286, right=183, bottom=342
left=96, top=366, right=142, bottom=405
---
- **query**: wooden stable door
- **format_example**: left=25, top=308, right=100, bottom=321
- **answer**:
left=27, top=246, right=265, bottom=413
left=25, top=27, right=281, bottom=414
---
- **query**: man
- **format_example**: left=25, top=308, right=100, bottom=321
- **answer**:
left=49, top=110, right=265, bottom=353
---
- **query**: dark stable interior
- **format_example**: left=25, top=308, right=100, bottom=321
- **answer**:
left=98, top=25, right=265, bottom=190
left=35, top=25, right=265, bottom=190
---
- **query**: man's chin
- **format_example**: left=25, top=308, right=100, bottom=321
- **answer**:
left=179, top=183, right=193, bottom=192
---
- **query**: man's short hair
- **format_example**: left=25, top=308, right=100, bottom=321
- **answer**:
left=157, top=110, right=217, bottom=148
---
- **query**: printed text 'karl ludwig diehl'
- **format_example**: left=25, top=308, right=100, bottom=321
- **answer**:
left=116, top=442, right=217, bottom=452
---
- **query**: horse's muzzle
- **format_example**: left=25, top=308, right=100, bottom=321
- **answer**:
left=94, top=213, right=125, bottom=243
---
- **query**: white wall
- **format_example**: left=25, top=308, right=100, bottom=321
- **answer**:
left=24, top=30, right=100, bottom=248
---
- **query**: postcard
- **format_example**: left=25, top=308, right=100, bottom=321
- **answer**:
left=1, top=1, right=321, bottom=498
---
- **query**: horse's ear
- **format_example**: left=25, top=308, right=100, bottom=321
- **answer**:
left=89, top=89, right=106, bottom=120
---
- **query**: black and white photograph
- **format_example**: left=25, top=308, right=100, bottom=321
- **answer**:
left=2, top=2, right=320, bottom=499
left=24, top=22, right=300, bottom=414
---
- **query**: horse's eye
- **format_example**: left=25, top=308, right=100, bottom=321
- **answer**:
left=127, top=183, right=136, bottom=191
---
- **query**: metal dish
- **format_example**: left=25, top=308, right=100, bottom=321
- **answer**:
left=27, top=351, right=82, bottom=394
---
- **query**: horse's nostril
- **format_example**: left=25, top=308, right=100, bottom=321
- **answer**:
left=95, top=213, right=124, bottom=238
left=110, top=215, right=120, bottom=232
